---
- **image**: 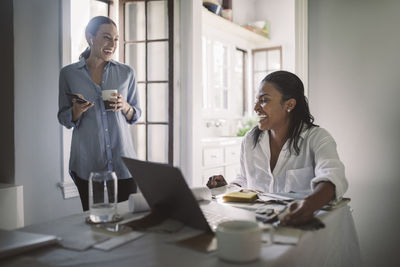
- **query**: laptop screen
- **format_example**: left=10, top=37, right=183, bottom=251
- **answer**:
left=122, top=157, right=212, bottom=233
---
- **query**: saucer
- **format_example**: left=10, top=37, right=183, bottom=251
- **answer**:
left=85, top=214, right=123, bottom=225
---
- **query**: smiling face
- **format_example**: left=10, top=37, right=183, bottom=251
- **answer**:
left=88, top=23, right=118, bottom=62
left=254, top=82, right=296, bottom=132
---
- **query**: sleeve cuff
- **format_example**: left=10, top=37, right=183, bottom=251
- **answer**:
left=69, top=109, right=82, bottom=128
left=125, top=106, right=140, bottom=124
left=311, top=176, right=347, bottom=203
left=58, top=108, right=81, bottom=129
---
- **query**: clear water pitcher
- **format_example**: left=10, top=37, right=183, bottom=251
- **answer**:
left=88, top=171, right=118, bottom=223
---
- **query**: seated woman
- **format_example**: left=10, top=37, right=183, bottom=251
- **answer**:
left=207, top=70, right=348, bottom=226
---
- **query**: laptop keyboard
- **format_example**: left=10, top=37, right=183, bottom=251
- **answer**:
left=201, top=209, right=231, bottom=229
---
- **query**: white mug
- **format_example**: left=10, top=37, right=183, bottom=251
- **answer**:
left=216, top=220, right=261, bottom=263
left=102, top=89, right=118, bottom=111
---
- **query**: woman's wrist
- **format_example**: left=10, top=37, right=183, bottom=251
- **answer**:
left=124, top=105, right=132, bottom=115
left=124, top=105, right=135, bottom=120
left=72, top=105, right=83, bottom=122
left=304, top=181, right=335, bottom=211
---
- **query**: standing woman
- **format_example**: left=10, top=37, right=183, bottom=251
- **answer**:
left=207, top=71, right=348, bottom=226
left=58, top=16, right=141, bottom=211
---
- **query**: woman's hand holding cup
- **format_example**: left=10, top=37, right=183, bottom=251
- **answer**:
left=110, top=92, right=129, bottom=113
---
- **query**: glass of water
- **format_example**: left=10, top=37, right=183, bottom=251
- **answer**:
left=89, top=171, right=118, bottom=223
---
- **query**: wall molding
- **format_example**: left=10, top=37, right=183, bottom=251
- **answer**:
left=58, top=181, right=79, bottom=199
left=59, top=0, right=75, bottom=199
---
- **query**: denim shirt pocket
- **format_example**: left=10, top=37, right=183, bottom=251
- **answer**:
left=284, top=166, right=314, bottom=193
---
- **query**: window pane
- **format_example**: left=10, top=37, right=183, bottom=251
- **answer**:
left=148, top=41, right=168, bottom=81
left=267, top=49, right=281, bottom=70
left=126, top=43, right=146, bottom=82
left=233, top=50, right=244, bottom=115
left=89, top=0, right=108, bottom=16
left=148, top=125, right=168, bottom=163
left=212, top=41, right=228, bottom=109
left=202, top=37, right=208, bottom=109
left=147, top=0, right=168, bottom=40
left=130, top=124, right=146, bottom=161
left=254, top=71, right=267, bottom=96
left=137, top=83, right=146, bottom=123
left=148, top=83, right=168, bottom=123
left=70, top=0, right=108, bottom=62
left=253, top=51, right=267, bottom=71
left=223, top=89, right=228, bottom=109
left=125, top=2, right=145, bottom=41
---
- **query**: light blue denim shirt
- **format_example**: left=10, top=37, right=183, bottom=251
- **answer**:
left=58, top=58, right=141, bottom=180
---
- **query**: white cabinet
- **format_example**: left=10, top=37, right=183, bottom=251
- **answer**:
left=203, top=147, right=224, bottom=166
left=225, top=164, right=241, bottom=183
left=200, top=137, right=242, bottom=186
left=224, top=145, right=240, bottom=164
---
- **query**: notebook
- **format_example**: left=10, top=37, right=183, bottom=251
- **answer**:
left=0, top=229, right=58, bottom=259
left=222, top=191, right=258, bottom=202
left=122, top=157, right=255, bottom=233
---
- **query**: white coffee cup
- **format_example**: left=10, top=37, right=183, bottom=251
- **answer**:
left=216, top=220, right=261, bottom=263
left=102, top=89, right=118, bottom=111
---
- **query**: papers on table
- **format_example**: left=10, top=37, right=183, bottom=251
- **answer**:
left=272, top=227, right=303, bottom=245
left=258, top=191, right=309, bottom=201
left=93, top=231, right=144, bottom=251
left=59, top=230, right=108, bottom=251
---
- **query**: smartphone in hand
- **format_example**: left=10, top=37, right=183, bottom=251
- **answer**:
left=66, top=92, right=88, bottom=104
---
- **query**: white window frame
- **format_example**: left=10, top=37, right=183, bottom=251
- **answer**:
left=58, top=0, right=113, bottom=198
left=59, top=0, right=77, bottom=199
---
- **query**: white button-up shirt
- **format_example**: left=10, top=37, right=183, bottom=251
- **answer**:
left=231, top=126, right=348, bottom=201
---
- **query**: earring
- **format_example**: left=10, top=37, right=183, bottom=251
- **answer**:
left=287, top=109, right=291, bottom=113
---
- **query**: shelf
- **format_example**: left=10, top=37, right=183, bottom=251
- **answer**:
left=202, top=8, right=270, bottom=46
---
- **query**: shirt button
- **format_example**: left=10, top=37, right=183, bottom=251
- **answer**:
left=109, top=160, right=112, bottom=163
left=103, top=112, right=106, bottom=115
left=105, top=128, right=108, bottom=131
left=107, top=145, right=110, bottom=148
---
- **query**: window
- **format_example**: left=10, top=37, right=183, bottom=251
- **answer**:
left=252, top=46, right=282, bottom=99
left=202, top=38, right=229, bottom=111
left=119, top=0, right=174, bottom=165
left=233, top=48, right=247, bottom=116
left=202, top=37, right=247, bottom=117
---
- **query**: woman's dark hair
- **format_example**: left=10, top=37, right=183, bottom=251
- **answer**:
left=252, top=70, right=318, bottom=155
left=79, top=16, right=117, bottom=60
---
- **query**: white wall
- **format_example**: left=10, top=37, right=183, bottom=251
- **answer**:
left=254, top=0, right=295, bottom=72
left=14, top=0, right=81, bottom=226
left=232, top=0, right=295, bottom=71
left=231, top=0, right=257, bottom=25
left=179, top=0, right=203, bottom=186
left=308, top=1, right=400, bottom=266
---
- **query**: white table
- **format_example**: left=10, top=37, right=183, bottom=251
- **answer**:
left=0, top=202, right=361, bottom=267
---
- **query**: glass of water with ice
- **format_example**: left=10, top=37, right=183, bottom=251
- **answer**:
left=89, top=171, right=118, bottom=223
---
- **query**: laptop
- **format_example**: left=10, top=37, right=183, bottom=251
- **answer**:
left=0, top=229, right=58, bottom=259
left=122, top=157, right=255, bottom=233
